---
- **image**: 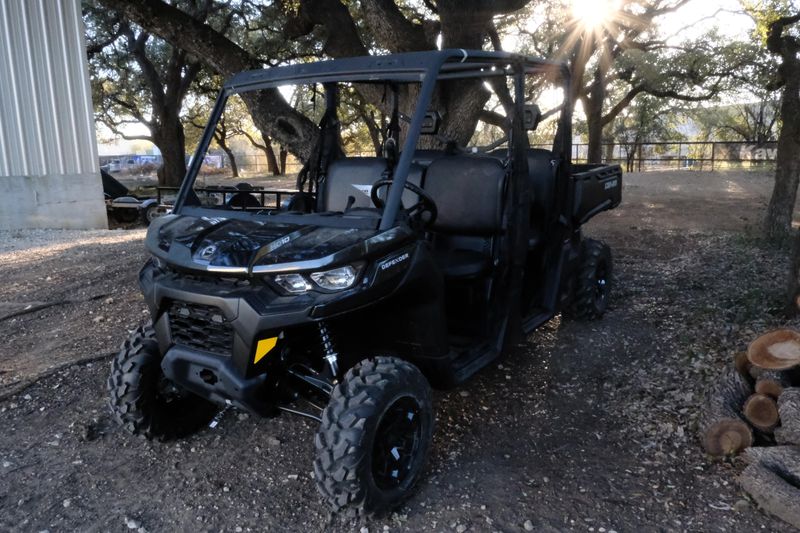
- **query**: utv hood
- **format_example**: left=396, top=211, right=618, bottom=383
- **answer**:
left=146, top=215, right=405, bottom=275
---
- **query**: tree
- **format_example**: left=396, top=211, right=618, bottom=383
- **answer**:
left=752, top=4, right=800, bottom=243
left=609, top=95, right=684, bottom=172
left=94, top=0, right=531, bottom=161
left=513, top=0, right=754, bottom=162
left=85, top=3, right=209, bottom=186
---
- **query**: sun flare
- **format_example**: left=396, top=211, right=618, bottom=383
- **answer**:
left=571, top=0, right=619, bottom=29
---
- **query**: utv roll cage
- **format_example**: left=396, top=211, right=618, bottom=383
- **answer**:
left=176, top=49, right=573, bottom=231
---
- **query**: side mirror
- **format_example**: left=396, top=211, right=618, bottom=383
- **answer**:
left=523, top=104, right=542, bottom=131
left=420, top=111, right=442, bottom=135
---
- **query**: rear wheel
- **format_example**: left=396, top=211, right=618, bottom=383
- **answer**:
left=142, top=204, right=160, bottom=225
left=107, top=324, right=216, bottom=440
left=313, top=357, right=433, bottom=516
left=571, top=239, right=612, bottom=320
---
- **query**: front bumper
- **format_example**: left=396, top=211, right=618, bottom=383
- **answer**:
left=139, top=244, right=419, bottom=411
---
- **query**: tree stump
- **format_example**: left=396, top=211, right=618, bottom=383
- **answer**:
left=700, top=368, right=754, bottom=456
left=755, top=370, right=793, bottom=399
left=748, top=329, right=800, bottom=370
left=776, top=388, right=800, bottom=446
left=739, top=446, right=800, bottom=529
left=743, top=393, right=780, bottom=432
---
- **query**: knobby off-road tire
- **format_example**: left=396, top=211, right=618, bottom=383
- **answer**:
left=107, top=324, right=216, bottom=440
left=313, top=357, right=434, bottom=516
left=572, top=238, right=613, bottom=320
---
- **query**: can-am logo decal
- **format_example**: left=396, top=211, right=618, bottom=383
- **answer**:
left=352, top=184, right=373, bottom=197
left=380, top=252, right=409, bottom=271
left=604, top=179, right=618, bottom=190
left=199, top=245, right=217, bottom=259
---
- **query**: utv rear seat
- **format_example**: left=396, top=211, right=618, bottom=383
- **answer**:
left=423, top=155, right=507, bottom=278
left=317, top=157, right=424, bottom=212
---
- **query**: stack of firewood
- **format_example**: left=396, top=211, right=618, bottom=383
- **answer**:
left=700, top=329, right=800, bottom=528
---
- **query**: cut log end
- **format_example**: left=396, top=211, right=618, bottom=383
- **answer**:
left=743, top=393, right=780, bottom=431
left=748, top=329, right=800, bottom=370
left=756, top=379, right=787, bottom=400
left=702, top=419, right=754, bottom=456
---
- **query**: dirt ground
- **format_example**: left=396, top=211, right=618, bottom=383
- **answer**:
left=0, top=169, right=797, bottom=532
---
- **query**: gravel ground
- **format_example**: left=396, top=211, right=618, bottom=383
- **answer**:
left=0, top=169, right=796, bottom=531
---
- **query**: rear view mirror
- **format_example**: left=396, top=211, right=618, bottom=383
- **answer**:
left=420, top=111, right=442, bottom=135
left=523, top=104, right=542, bottom=131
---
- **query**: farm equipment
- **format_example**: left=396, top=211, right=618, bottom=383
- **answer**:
left=107, top=50, right=622, bottom=515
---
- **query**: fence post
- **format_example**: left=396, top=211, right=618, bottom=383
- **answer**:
left=637, top=144, right=643, bottom=172
left=710, top=143, right=715, bottom=172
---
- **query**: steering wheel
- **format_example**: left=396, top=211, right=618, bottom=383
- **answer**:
left=370, top=179, right=438, bottom=228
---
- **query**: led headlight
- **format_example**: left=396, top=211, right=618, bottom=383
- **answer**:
left=274, top=273, right=313, bottom=294
left=310, top=265, right=358, bottom=291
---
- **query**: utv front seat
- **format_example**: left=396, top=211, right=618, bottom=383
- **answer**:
left=317, top=157, right=425, bottom=212
left=423, top=155, right=506, bottom=278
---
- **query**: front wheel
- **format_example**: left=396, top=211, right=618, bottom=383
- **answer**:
left=313, top=357, right=433, bottom=516
left=107, top=324, right=217, bottom=440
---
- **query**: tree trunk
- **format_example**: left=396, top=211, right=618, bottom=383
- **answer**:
left=700, top=367, right=754, bottom=456
left=221, top=145, right=239, bottom=178
left=262, top=135, right=279, bottom=176
left=279, top=146, right=288, bottom=175
left=765, top=56, right=800, bottom=241
left=585, top=95, right=604, bottom=164
left=153, top=115, right=187, bottom=187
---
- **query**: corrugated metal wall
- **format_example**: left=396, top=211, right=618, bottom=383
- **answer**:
left=0, top=0, right=99, bottom=177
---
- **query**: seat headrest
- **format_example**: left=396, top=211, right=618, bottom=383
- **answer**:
left=423, top=156, right=506, bottom=235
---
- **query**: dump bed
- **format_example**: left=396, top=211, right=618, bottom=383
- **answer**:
left=571, top=164, right=622, bottom=224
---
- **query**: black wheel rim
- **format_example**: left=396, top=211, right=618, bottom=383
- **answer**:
left=371, top=397, right=422, bottom=490
left=595, top=260, right=608, bottom=307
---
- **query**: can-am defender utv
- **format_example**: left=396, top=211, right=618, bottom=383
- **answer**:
left=107, top=50, right=622, bottom=515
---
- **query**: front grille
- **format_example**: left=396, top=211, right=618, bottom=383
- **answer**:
left=167, top=301, right=234, bottom=356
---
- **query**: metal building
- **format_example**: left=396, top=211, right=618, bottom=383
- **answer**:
left=0, top=0, right=106, bottom=230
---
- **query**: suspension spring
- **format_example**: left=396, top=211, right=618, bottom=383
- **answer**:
left=318, top=321, right=339, bottom=379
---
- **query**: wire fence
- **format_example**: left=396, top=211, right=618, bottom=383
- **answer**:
left=555, top=141, right=779, bottom=172
left=102, top=140, right=778, bottom=180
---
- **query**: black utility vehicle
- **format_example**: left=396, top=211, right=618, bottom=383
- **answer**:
left=107, top=50, right=622, bottom=515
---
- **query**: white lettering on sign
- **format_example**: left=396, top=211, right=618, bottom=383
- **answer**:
left=604, top=179, right=618, bottom=190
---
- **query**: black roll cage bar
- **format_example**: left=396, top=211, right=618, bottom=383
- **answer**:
left=174, top=49, right=572, bottom=231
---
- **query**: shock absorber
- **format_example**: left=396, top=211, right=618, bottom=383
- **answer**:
left=318, top=321, right=339, bottom=380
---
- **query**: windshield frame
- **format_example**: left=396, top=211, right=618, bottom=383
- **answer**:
left=173, top=50, right=570, bottom=230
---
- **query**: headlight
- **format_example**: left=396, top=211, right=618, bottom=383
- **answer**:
left=274, top=273, right=313, bottom=294
left=310, top=265, right=358, bottom=291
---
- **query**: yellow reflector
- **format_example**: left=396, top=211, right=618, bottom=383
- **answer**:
left=254, top=337, right=278, bottom=364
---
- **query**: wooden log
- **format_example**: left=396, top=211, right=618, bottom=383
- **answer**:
left=755, top=370, right=793, bottom=399
left=744, top=445, right=800, bottom=474
left=700, top=368, right=754, bottom=456
left=739, top=462, right=800, bottom=529
left=776, top=388, right=800, bottom=446
left=743, top=393, right=780, bottom=431
left=734, top=351, right=755, bottom=386
left=748, top=329, right=800, bottom=370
